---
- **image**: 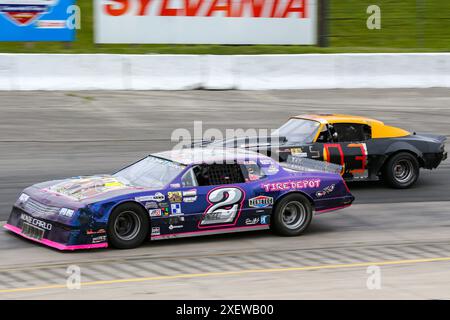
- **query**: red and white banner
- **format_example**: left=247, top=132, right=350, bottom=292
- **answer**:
left=95, top=0, right=317, bottom=44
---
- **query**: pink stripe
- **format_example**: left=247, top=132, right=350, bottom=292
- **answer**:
left=4, top=224, right=108, bottom=251
left=151, top=224, right=269, bottom=239
left=315, top=204, right=351, bottom=214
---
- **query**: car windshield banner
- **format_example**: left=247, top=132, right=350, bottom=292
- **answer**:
left=0, top=0, right=76, bottom=41
left=95, top=0, right=317, bottom=44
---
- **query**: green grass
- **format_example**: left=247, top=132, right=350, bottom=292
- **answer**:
left=0, top=0, right=449, bottom=54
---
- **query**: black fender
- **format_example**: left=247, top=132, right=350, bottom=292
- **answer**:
left=383, top=141, right=425, bottom=166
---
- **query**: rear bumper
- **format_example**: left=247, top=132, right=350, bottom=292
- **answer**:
left=423, top=152, right=447, bottom=169
left=314, top=194, right=354, bottom=215
left=5, top=206, right=108, bottom=251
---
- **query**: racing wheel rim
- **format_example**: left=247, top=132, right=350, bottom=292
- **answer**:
left=280, top=201, right=306, bottom=230
left=114, top=210, right=141, bottom=241
left=393, top=159, right=414, bottom=183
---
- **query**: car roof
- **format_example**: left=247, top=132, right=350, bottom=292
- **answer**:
left=293, top=114, right=384, bottom=125
left=292, top=114, right=410, bottom=138
left=152, top=147, right=267, bottom=165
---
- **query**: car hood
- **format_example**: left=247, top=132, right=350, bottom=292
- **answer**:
left=28, top=175, right=151, bottom=205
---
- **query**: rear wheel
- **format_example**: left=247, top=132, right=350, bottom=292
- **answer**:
left=107, top=203, right=149, bottom=249
left=272, top=194, right=313, bottom=236
left=383, top=152, right=420, bottom=189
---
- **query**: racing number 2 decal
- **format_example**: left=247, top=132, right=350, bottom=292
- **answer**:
left=323, top=143, right=368, bottom=174
left=198, top=187, right=245, bottom=228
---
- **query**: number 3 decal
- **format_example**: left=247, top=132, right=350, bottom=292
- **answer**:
left=199, top=187, right=245, bottom=228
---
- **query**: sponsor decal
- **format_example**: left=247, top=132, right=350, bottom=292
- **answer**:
left=168, top=191, right=182, bottom=203
left=316, top=184, right=336, bottom=198
left=149, top=209, right=162, bottom=217
left=92, top=235, right=107, bottom=243
left=260, top=159, right=274, bottom=165
left=20, top=213, right=52, bottom=231
left=183, top=196, right=197, bottom=203
left=266, top=165, right=279, bottom=174
left=260, top=215, right=270, bottom=224
left=170, top=183, right=181, bottom=188
left=151, top=227, right=160, bottom=236
left=144, top=202, right=158, bottom=209
left=261, top=179, right=321, bottom=192
left=171, top=203, right=182, bottom=215
left=249, top=196, right=274, bottom=208
left=136, top=192, right=165, bottom=202
left=158, top=202, right=170, bottom=215
left=182, top=189, right=197, bottom=197
left=59, top=208, right=74, bottom=218
left=290, top=147, right=307, bottom=157
left=168, top=224, right=183, bottom=230
left=245, top=217, right=259, bottom=225
left=86, top=229, right=106, bottom=235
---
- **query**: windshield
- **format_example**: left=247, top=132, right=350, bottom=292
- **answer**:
left=113, top=156, right=186, bottom=188
left=272, top=118, right=321, bottom=144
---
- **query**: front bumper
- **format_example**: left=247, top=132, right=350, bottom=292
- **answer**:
left=5, top=206, right=108, bottom=251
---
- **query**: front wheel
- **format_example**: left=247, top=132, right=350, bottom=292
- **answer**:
left=107, top=203, right=149, bottom=249
left=272, top=194, right=313, bottom=236
left=383, top=152, right=420, bottom=189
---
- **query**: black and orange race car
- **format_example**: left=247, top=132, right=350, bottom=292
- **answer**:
left=204, top=114, right=447, bottom=189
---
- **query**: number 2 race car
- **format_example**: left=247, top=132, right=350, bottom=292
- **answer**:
left=206, top=114, right=447, bottom=189
left=5, top=148, right=354, bottom=250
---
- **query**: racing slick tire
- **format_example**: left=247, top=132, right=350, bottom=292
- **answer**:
left=272, top=193, right=313, bottom=236
left=107, top=203, right=150, bottom=249
left=383, top=152, right=420, bottom=189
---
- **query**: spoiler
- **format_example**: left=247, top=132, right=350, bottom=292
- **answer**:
left=415, top=133, right=447, bottom=144
left=283, top=155, right=343, bottom=175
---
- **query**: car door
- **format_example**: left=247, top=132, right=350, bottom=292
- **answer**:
left=323, top=123, right=370, bottom=180
left=178, top=162, right=255, bottom=231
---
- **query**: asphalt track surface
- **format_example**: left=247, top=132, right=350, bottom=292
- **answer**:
left=0, top=89, right=450, bottom=299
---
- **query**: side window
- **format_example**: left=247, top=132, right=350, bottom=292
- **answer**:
left=181, top=168, right=198, bottom=187
left=193, top=164, right=246, bottom=186
left=316, top=126, right=332, bottom=143
left=332, top=123, right=371, bottom=142
left=240, top=163, right=266, bottom=182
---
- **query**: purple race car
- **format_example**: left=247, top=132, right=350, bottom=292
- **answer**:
left=5, top=148, right=354, bottom=250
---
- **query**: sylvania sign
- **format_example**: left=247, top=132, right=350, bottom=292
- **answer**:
left=95, top=0, right=317, bottom=44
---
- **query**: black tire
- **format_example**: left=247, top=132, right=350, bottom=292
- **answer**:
left=383, top=152, right=420, bottom=189
left=107, top=203, right=149, bottom=249
left=271, top=193, right=313, bottom=236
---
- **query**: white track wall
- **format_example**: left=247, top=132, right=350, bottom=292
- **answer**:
left=2, top=53, right=450, bottom=90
